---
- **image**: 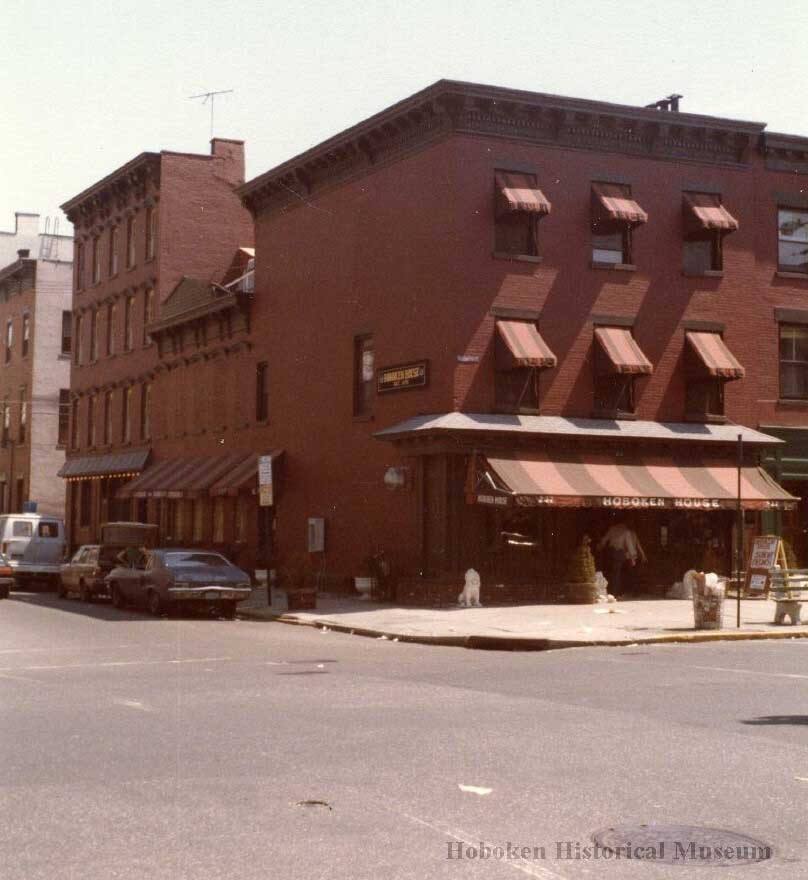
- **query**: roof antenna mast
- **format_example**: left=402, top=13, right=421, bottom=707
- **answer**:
left=188, top=88, right=234, bottom=140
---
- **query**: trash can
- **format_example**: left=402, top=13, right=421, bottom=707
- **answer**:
left=692, top=574, right=726, bottom=630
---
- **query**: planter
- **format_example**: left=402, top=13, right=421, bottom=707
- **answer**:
left=354, top=576, right=376, bottom=601
left=286, top=590, right=317, bottom=611
left=565, top=581, right=599, bottom=605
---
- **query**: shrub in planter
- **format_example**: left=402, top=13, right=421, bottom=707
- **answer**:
left=564, top=535, right=599, bottom=604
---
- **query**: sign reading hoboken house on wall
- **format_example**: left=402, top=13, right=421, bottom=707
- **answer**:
left=377, top=360, right=428, bottom=393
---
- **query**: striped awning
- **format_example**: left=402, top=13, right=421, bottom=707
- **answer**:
left=117, top=453, right=252, bottom=499
left=209, top=450, right=284, bottom=496
left=591, top=182, right=648, bottom=226
left=495, top=172, right=551, bottom=217
left=683, top=192, right=739, bottom=233
left=496, top=321, right=557, bottom=369
left=58, top=447, right=150, bottom=479
left=467, top=451, right=797, bottom=511
left=594, top=327, right=653, bottom=375
left=686, top=331, right=745, bottom=380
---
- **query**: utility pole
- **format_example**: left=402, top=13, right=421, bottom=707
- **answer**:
left=188, top=89, right=234, bottom=140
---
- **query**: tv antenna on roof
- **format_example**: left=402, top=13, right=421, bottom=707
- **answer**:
left=188, top=88, right=234, bottom=139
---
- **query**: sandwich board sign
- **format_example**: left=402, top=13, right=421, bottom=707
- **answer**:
left=744, top=535, right=787, bottom=596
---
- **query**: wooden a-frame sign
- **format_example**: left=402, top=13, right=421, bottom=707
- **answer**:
left=744, top=535, right=789, bottom=596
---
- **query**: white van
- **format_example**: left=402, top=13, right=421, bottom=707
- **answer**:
left=0, top=514, right=66, bottom=587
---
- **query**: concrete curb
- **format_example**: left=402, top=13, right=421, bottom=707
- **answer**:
left=237, top=607, right=808, bottom=651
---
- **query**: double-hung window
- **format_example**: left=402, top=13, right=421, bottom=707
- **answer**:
left=778, top=208, right=808, bottom=274
left=780, top=325, right=808, bottom=400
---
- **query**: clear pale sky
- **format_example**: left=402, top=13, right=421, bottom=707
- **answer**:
left=3, top=0, right=807, bottom=235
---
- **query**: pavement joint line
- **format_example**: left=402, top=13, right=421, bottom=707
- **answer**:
left=594, top=655, right=808, bottom=680
left=0, top=657, right=232, bottom=672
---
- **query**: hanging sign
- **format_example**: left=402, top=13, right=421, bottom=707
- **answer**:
left=744, top=535, right=787, bottom=596
left=258, top=454, right=274, bottom=507
left=377, top=360, right=428, bottom=393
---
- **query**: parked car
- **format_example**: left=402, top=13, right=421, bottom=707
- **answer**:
left=0, top=514, right=66, bottom=589
left=59, top=522, right=159, bottom=602
left=0, top=553, right=13, bottom=599
left=106, top=548, right=252, bottom=618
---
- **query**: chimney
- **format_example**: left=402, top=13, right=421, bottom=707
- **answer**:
left=17, top=248, right=30, bottom=260
left=210, top=138, right=245, bottom=186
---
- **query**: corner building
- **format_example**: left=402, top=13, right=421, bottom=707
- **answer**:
left=60, top=139, right=253, bottom=549
left=235, top=80, right=808, bottom=602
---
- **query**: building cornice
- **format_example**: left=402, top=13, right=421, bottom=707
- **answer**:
left=239, top=79, right=768, bottom=218
left=761, top=132, right=808, bottom=174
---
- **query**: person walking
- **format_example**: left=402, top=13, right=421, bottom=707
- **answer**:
left=598, top=519, right=647, bottom=598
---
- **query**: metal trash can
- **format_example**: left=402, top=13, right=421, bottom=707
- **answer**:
left=692, top=574, right=726, bottom=630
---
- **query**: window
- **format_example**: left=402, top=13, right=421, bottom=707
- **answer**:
left=683, top=234, right=721, bottom=274
left=778, top=208, right=808, bottom=274
left=74, top=313, right=83, bottom=366
left=58, top=389, right=70, bottom=446
left=353, top=335, right=375, bottom=417
left=12, top=520, right=32, bottom=538
left=592, top=224, right=631, bottom=265
left=126, top=216, right=136, bottom=268
left=70, top=398, right=79, bottom=450
left=18, top=388, right=26, bottom=445
left=21, top=314, right=30, bottom=358
left=38, top=522, right=59, bottom=538
left=493, top=172, right=550, bottom=257
left=121, top=386, right=132, bottom=443
left=75, top=241, right=85, bottom=290
left=495, top=212, right=538, bottom=256
left=103, top=390, right=112, bottom=445
left=496, top=368, right=539, bottom=413
left=89, top=308, right=98, bottom=361
left=681, top=192, right=738, bottom=275
left=213, top=497, right=225, bottom=543
left=686, top=380, right=724, bottom=420
left=4, top=319, right=12, bottom=364
left=592, top=327, right=652, bottom=418
left=87, top=394, right=95, bottom=448
left=124, top=295, right=134, bottom=351
left=92, top=237, right=101, bottom=284
left=780, top=325, right=808, bottom=399
left=594, top=374, right=636, bottom=415
left=591, top=182, right=646, bottom=266
left=61, top=311, right=72, bottom=354
left=193, top=498, right=207, bottom=542
left=1, top=399, right=8, bottom=445
left=80, top=480, right=91, bottom=528
left=235, top=494, right=249, bottom=543
left=140, top=383, right=150, bottom=441
left=145, top=205, right=157, bottom=260
left=109, top=226, right=119, bottom=276
left=107, top=302, right=117, bottom=356
left=143, top=288, right=154, bottom=344
left=256, top=361, right=269, bottom=421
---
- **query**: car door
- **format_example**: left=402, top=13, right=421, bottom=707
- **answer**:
left=68, top=548, right=86, bottom=589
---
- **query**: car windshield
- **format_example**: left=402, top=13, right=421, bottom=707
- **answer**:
left=164, top=552, right=231, bottom=568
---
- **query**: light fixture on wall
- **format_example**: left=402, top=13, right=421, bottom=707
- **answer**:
left=383, top=466, right=411, bottom=491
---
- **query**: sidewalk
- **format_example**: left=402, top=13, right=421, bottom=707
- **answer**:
left=238, top=589, right=808, bottom=650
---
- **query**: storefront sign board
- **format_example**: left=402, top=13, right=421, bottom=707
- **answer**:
left=377, top=361, right=428, bottom=393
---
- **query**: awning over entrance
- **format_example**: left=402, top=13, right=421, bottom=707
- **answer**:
left=117, top=452, right=252, bottom=499
left=496, top=320, right=557, bottom=369
left=594, top=327, right=653, bottom=375
left=683, top=192, right=739, bottom=233
left=495, top=172, right=551, bottom=216
left=686, top=331, right=745, bottom=380
left=58, top=447, right=151, bottom=479
left=591, top=182, right=648, bottom=226
left=467, top=451, right=797, bottom=511
left=209, top=450, right=284, bottom=496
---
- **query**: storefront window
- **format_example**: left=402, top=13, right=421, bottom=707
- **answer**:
left=213, top=498, right=225, bottom=543
left=235, top=494, right=250, bottom=543
left=193, top=498, right=207, bottom=543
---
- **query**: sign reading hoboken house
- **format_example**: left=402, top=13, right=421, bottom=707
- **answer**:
left=482, top=495, right=797, bottom=510
left=377, top=360, right=428, bottom=393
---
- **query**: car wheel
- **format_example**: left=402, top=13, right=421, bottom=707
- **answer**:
left=57, top=579, right=67, bottom=599
left=221, top=601, right=237, bottom=620
left=79, top=581, right=92, bottom=603
left=146, top=590, right=162, bottom=617
left=111, top=583, right=125, bottom=609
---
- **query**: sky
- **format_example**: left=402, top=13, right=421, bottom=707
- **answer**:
left=2, top=0, right=807, bottom=235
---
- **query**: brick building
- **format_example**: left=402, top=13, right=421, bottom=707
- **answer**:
left=59, top=139, right=253, bottom=548
left=229, top=80, right=808, bottom=601
left=0, top=217, right=73, bottom=516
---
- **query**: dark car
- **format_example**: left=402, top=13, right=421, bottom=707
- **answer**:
left=106, top=548, right=252, bottom=618
left=59, top=522, right=159, bottom=602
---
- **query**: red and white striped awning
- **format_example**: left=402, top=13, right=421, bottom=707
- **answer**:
left=117, top=453, right=251, bottom=499
left=496, top=320, right=557, bottom=369
left=683, top=192, right=739, bottom=233
left=495, top=172, right=552, bottom=217
left=591, top=182, right=648, bottom=226
left=467, top=451, right=796, bottom=511
left=686, top=331, right=745, bottom=380
left=594, top=327, right=653, bottom=375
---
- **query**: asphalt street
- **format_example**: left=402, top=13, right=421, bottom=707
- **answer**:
left=2, top=592, right=808, bottom=880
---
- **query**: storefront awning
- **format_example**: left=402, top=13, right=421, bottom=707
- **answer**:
left=591, top=182, right=648, bottom=226
left=209, top=450, right=284, bottom=496
left=495, top=172, right=551, bottom=216
left=686, top=331, right=745, bottom=380
left=58, top=447, right=151, bottom=479
left=683, top=192, right=739, bottom=233
left=496, top=320, right=557, bottom=369
left=117, top=453, right=252, bottom=499
left=594, top=327, right=653, bottom=375
left=468, top=451, right=797, bottom=511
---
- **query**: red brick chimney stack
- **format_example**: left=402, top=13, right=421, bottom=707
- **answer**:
left=210, top=138, right=246, bottom=186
